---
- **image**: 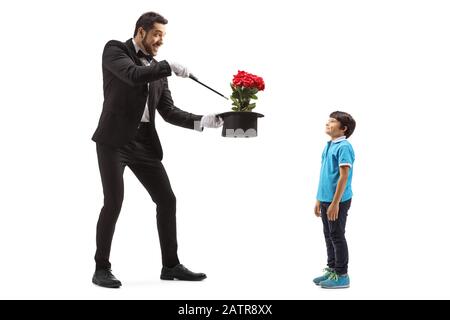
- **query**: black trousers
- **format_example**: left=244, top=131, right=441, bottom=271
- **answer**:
left=95, top=123, right=179, bottom=270
left=320, top=199, right=351, bottom=275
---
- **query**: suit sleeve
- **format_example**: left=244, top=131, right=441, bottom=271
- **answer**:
left=157, top=78, right=203, bottom=130
left=102, top=40, right=172, bottom=86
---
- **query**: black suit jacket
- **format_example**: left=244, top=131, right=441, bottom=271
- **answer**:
left=92, top=38, right=202, bottom=159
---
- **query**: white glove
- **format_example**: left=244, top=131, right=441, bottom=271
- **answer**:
left=167, top=61, right=190, bottom=78
left=200, top=114, right=224, bottom=128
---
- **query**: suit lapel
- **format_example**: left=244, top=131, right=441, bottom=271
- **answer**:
left=125, top=38, right=145, bottom=66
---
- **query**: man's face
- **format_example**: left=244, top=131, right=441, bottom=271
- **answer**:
left=325, top=117, right=346, bottom=138
left=139, top=23, right=166, bottom=56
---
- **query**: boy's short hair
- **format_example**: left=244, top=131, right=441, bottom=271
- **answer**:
left=330, top=111, right=356, bottom=138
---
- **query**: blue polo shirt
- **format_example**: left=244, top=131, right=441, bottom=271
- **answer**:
left=317, top=136, right=355, bottom=203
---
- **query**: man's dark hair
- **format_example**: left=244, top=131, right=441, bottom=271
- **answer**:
left=133, top=12, right=168, bottom=37
left=330, top=111, right=356, bottom=138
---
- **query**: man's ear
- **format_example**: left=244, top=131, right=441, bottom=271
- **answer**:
left=139, top=27, right=146, bottom=39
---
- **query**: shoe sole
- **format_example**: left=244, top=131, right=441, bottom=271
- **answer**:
left=320, top=285, right=350, bottom=289
left=160, top=275, right=207, bottom=281
left=92, top=278, right=122, bottom=289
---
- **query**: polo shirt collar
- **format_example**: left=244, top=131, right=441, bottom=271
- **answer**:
left=331, top=136, right=346, bottom=144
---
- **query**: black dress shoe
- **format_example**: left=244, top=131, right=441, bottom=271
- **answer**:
left=160, top=264, right=207, bottom=281
left=92, top=269, right=122, bottom=288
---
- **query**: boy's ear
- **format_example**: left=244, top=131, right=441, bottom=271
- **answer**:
left=343, top=126, right=348, bottom=133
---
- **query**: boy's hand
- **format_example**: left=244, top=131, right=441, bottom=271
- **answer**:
left=314, top=200, right=321, bottom=217
left=327, top=202, right=339, bottom=221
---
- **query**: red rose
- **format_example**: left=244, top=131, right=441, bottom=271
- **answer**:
left=230, top=70, right=265, bottom=112
left=232, top=71, right=265, bottom=91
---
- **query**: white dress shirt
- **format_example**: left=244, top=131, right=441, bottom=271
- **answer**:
left=132, top=39, right=152, bottom=123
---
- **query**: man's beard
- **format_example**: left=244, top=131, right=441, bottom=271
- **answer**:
left=142, top=32, right=154, bottom=57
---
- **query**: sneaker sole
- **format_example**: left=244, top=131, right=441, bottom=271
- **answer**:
left=320, top=284, right=350, bottom=289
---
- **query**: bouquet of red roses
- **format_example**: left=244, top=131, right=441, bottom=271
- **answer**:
left=230, top=71, right=265, bottom=112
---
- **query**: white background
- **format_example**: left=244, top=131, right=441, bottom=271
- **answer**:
left=0, top=0, right=449, bottom=300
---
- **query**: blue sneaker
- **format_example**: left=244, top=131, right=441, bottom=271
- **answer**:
left=320, top=272, right=350, bottom=289
left=313, top=268, right=334, bottom=286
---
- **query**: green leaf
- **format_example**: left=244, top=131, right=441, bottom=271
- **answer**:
left=250, top=95, right=258, bottom=100
left=232, top=107, right=239, bottom=111
left=248, top=103, right=256, bottom=110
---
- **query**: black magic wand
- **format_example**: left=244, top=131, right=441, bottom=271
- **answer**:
left=189, top=74, right=229, bottom=100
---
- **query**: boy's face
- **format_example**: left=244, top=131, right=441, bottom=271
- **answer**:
left=325, top=117, right=346, bottom=139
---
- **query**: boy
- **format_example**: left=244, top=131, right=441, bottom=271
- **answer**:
left=313, top=111, right=356, bottom=289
